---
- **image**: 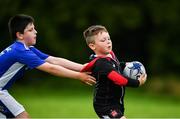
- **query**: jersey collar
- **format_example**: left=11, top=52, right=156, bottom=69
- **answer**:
left=15, top=40, right=30, bottom=50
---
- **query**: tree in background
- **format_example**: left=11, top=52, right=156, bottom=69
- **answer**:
left=0, top=0, right=179, bottom=77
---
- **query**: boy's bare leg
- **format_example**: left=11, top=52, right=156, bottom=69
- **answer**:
left=120, top=116, right=127, bottom=119
left=16, top=111, right=30, bottom=119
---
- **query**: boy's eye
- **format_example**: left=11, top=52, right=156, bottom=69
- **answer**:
left=28, top=29, right=33, bottom=32
left=100, top=38, right=110, bottom=42
left=100, top=39, right=105, bottom=42
left=27, top=27, right=36, bottom=32
left=25, top=28, right=33, bottom=32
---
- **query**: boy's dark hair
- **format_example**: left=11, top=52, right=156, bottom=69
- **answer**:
left=83, top=25, right=107, bottom=45
left=8, top=14, right=34, bottom=40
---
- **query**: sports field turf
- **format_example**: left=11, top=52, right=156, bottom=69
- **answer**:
left=10, top=79, right=180, bottom=118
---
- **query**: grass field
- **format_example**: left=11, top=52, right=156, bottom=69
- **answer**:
left=9, top=79, right=180, bottom=118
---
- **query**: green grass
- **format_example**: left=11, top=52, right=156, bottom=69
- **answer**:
left=125, top=89, right=180, bottom=118
left=11, top=84, right=97, bottom=118
left=9, top=79, right=180, bottom=118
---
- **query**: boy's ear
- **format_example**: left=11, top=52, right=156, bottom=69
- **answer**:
left=16, top=32, right=23, bottom=40
left=88, top=43, right=95, bottom=50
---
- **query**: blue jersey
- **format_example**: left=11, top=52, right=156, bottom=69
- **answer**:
left=0, top=41, right=49, bottom=90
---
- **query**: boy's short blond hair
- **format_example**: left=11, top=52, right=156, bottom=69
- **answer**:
left=83, top=25, right=107, bottom=45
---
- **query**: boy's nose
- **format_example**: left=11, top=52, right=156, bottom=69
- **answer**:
left=107, top=40, right=111, bottom=44
left=34, top=30, right=37, bottom=34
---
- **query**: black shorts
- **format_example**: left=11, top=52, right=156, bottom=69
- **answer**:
left=94, top=105, right=124, bottom=118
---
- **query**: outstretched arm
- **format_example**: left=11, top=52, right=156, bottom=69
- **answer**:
left=45, top=56, right=83, bottom=71
left=36, top=62, right=96, bottom=85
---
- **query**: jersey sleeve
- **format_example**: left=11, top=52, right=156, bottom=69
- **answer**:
left=94, top=58, right=115, bottom=75
left=94, top=58, right=139, bottom=87
left=108, top=71, right=139, bottom=87
left=15, top=49, right=46, bottom=69
left=29, top=46, right=49, bottom=60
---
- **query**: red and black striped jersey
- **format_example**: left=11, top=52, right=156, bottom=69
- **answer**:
left=81, top=51, right=139, bottom=113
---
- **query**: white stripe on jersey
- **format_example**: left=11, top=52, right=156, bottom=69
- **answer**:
left=0, top=62, right=25, bottom=88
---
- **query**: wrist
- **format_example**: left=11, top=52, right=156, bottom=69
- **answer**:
left=127, top=78, right=139, bottom=87
left=76, top=72, right=83, bottom=81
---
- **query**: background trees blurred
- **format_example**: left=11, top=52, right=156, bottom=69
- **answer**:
left=0, top=0, right=179, bottom=94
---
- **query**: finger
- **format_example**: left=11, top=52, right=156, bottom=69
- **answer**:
left=142, top=73, right=145, bottom=77
left=85, top=72, right=92, bottom=75
left=85, top=81, right=93, bottom=86
left=89, top=76, right=96, bottom=81
left=144, top=74, right=147, bottom=81
left=138, top=74, right=144, bottom=79
left=81, top=80, right=92, bottom=86
left=145, top=74, right=147, bottom=78
left=88, top=79, right=96, bottom=84
left=142, top=74, right=147, bottom=79
left=142, top=74, right=147, bottom=83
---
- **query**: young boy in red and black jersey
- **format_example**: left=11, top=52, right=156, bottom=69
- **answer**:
left=81, top=25, right=147, bottom=119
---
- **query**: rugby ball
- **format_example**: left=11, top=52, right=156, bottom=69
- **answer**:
left=123, top=61, right=146, bottom=80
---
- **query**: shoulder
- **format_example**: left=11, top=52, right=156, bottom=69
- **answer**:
left=10, top=42, right=29, bottom=53
left=95, top=57, right=111, bottom=65
left=93, top=57, right=115, bottom=73
left=90, top=57, right=111, bottom=67
left=81, top=57, right=112, bottom=72
left=10, top=43, right=39, bottom=60
left=93, top=57, right=113, bottom=70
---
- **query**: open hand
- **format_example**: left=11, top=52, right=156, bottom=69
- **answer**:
left=78, top=72, right=96, bottom=86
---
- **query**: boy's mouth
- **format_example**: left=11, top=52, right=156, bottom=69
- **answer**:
left=108, top=46, right=112, bottom=49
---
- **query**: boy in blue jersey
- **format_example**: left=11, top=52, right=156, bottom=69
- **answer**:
left=0, top=14, right=96, bottom=118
